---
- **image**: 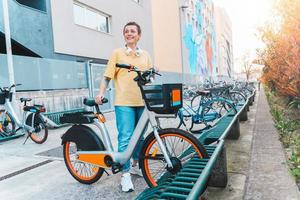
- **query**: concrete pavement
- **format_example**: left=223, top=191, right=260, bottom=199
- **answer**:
left=244, top=89, right=300, bottom=200
left=0, top=115, right=149, bottom=200
left=0, top=89, right=299, bottom=200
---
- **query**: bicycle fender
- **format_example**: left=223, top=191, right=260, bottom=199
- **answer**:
left=61, top=125, right=104, bottom=151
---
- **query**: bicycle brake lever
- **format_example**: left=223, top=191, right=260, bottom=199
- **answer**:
left=155, top=72, right=162, bottom=76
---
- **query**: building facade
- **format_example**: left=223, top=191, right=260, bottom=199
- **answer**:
left=151, top=0, right=219, bottom=84
left=214, top=6, right=233, bottom=80
left=0, top=0, right=153, bottom=62
left=181, top=0, right=218, bottom=80
left=0, top=0, right=233, bottom=112
left=0, top=0, right=153, bottom=112
left=50, top=0, right=153, bottom=62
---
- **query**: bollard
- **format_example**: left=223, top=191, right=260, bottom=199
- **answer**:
left=239, top=106, right=248, bottom=121
left=227, top=118, right=240, bottom=139
left=249, top=96, right=254, bottom=106
left=208, top=146, right=228, bottom=188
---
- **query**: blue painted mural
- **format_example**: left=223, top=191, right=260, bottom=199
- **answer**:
left=183, top=0, right=217, bottom=77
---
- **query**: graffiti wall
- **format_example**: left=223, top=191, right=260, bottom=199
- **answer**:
left=183, top=0, right=217, bottom=78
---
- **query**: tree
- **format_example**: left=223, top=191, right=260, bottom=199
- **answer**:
left=241, top=52, right=254, bottom=81
left=258, top=0, right=300, bottom=98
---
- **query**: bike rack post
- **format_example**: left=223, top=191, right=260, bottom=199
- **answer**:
left=208, top=146, right=228, bottom=188
left=239, top=106, right=248, bottom=121
left=226, top=118, right=240, bottom=140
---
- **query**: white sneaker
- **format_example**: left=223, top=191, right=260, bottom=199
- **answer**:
left=121, top=172, right=134, bottom=192
left=130, top=165, right=143, bottom=177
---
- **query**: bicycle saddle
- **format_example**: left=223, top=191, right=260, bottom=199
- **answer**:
left=23, top=105, right=46, bottom=113
left=20, top=98, right=32, bottom=102
left=196, top=90, right=211, bottom=96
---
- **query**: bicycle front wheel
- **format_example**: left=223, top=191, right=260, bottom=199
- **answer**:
left=2, top=112, right=16, bottom=135
left=140, top=128, right=208, bottom=187
left=26, top=113, right=48, bottom=144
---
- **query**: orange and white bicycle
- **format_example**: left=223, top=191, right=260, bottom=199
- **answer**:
left=60, top=64, right=208, bottom=186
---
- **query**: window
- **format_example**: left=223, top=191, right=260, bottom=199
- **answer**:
left=16, top=0, right=47, bottom=12
left=132, top=0, right=142, bottom=4
left=73, top=2, right=110, bottom=33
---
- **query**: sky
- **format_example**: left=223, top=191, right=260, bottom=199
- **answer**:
left=214, top=0, right=274, bottom=72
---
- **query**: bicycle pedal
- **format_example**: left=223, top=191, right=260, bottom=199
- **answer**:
left=111, top=163, right=122, bottom=174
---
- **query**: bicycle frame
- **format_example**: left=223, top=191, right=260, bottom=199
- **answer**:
left=76, top=106, right=174, bottom=169
left=4, top=98, right=35, bottom=133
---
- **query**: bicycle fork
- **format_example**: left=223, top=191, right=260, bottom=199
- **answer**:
left=152, top=126, right=174, bottom=168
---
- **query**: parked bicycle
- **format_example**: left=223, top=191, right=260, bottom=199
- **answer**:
left=60, top=64, right=208, bottom=187
left=178, top=88, right=237, bottom=133
left=0, top=84, right=48, bottom=144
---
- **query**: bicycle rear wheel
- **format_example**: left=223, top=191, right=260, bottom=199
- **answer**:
left=63, top=141, right=104, bottom=184
left=26, top=113, right=48, bottom=144
left=229, top=91, right=246, bottom=106
left=62, top=125, right=105, bottom=184
left=140, top=128, right=208, bottom=187
left=190, top=99, right=237, bottom=133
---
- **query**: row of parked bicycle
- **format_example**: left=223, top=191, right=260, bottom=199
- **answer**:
left=0, top=80, right=255, bottom=144
left=0, top=65, right=256, bottom=191
left=157, top=80, right=255, bottom=133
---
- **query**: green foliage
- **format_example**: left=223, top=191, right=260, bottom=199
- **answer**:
left=271, top=107, right=283, bottom=122
left=275, top=118, right=296, bottom=133
left=288, top=99, right=300, bottom=109
left=289, top=151, right=300, bottom=180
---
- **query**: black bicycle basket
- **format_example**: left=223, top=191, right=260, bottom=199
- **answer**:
left=0, top=92, right=12, bottom=105
left=140, top=83, right=183, bottom=114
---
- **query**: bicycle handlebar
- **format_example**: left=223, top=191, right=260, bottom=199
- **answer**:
left=115, top=63, right=133, bottom=70
left=115, top=63, right=161, bottom=85
left=84, top=97, right=108, bottom=107
left=0, top=83, right=22, bottom=92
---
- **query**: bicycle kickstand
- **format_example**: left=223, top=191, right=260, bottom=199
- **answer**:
left=23, top=133, right=30, bottom=144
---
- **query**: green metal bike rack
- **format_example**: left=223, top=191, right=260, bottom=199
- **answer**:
left=186, top=140, right=225, bottom=200
left=0, top=131, right=24, bottom=142
left=44, top=108, right=86, bottom=127
left=135, top=145, right=218, bottom=200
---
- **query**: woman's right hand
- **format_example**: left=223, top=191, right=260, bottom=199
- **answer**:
left=95, top=94, right=105, bottom=105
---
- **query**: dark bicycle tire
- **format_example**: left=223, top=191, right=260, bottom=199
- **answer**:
left=140, top=128, right=208, bottom=188
left=228, top=91, right=246, bottom=106
left=191, top=94, right=206, bottom=109
left=26, top=113, right=48, bottom=144
left=156, top=110, right=186, bottom=129
left=190, top=98, right=237, bottom=133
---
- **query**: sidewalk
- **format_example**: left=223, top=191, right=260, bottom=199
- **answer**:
left=244, top=88, right=300, bottom=200
left=0, top=89, right=299, bottom=200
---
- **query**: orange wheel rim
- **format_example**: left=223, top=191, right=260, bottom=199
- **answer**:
left=30, top=133, right=43, bottom=142
left=143, top=133, right=203, bottom=186
left=65, top=142, right=99, bottom=181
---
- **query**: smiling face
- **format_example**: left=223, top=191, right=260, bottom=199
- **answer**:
left=123, top=25, right=141, bottom=47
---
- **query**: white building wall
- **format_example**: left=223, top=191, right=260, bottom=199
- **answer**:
left=50, top=0, right=153, bottom=60
left=214, top=6, right=233, bottom=79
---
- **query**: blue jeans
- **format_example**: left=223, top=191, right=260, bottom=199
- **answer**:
left=115, top=106, right=145, bottom=172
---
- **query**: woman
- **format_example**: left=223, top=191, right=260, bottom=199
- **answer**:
left=95, top=22, right=152, bottom=192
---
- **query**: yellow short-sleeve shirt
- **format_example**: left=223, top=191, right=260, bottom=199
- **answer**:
left=104, top=48, right=152, bottom=106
